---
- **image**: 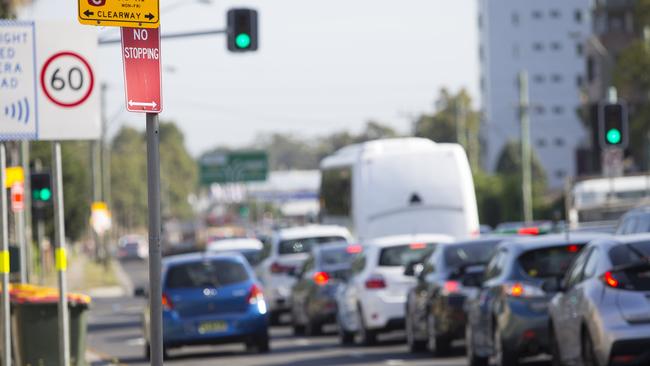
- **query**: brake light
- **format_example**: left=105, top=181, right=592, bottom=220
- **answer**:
left=313, top=271, right=330, bottom=286
left=410, top=242, right=427, bottom=250
left=567, top=245, right=579, bottom=253
left=603, top=271, right=620, bottom=288
left=518, top=227, right=540, bottom=236
left=270, top=262, right=294, bottom=274
left=504, top=282, right=545, bottom=298
left=442, top=280, right=461, bottom=295
left=162, top=293, right=174, bottom=311
left=347, top=245, right=363, bottom=254
left=247, top=284, right=267, bottom=314
left=365, top=275, right=387, bottom=289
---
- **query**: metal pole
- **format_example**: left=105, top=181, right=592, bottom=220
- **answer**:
left=21, top=140, right=32, bottom=283
left=52, top=142, right=70, bottom=366
left=146, top=113, right=163, bottom=366
left=0, top=144, right=10, bottom=366
left=91, top=140, right=102, bottom=262
left=519, top=71, right=533, bottom=224
left=17, top=205, right=26, bottom=283
left=37, top=219, right=45, bottom=285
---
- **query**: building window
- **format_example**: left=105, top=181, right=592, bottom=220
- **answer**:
left=479, top=45, right=484, bottom=61
left=555, top=170, right=566, bottom=179
left=550, top=9, right=561, bottom=19
left=532, top=10, right=543, bottom=19
left=480, top=77, right=486, bottom=92
left=587, top=56, right=596, bottom=83
left=533, top=74, right=545, bottom=83
left=551, top=74, right=563, bottom=83
left=551, top=42, right=562, bottom=51
left=478, top=14, right=483, bottom=29
left=576, top=43, right=584, bottom=56
left=512, top=12, right=520, bottom=26
left=554, top=138, right=565, bottom=147
left=537, top=138, right=547, bottom=147
left=533, top=42, right=544, bottom=51
left=576, top=75, right=584, bottom=87
left=575, top=9, right=583, bottom=23
left=553, top=106, right=565, bottom=115
left=535, top=106, right=546, bottom=115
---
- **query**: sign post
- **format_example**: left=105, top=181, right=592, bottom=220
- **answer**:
left=120, top=21, right=164, bottom=366
left=0, top=146, right=9, bottom=366
left=11, top=181, right=26, bottom=283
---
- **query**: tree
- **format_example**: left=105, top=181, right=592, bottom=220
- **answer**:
left=159, top=122, right=198, bottom=220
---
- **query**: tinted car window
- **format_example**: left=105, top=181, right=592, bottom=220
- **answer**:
left=320, top=247, right=358, bottom=268
left=378, top=243, right=435, bottom=267
left=166, top=260, right=249, bottom=289
left=240, top=249, right=262, bottom=266
left=443, top=242, right=499, bottom=268
left=484, top=250, right=507, bottom=281
left=518, top=244, right=584, bottom=279
left=278, top=236, right=346, bottom=255
left=609, top=241, right=650, bottom=266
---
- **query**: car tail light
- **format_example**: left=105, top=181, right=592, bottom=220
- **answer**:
left=602, top=271, right=621, bottom=288
left=567, top=244, right=580, bottom=253
left=410, top=242, right=427, bottom=250
left=162, top=293, right=174, bottom=311
left=313, top=271, right=330, bottom=286
left=441, top=280, right=461, bottom=295
left=247, top=284, right=267, bottom=314
left=270, top=262, right=294, bottom=274
left=504, top=282, right=545, bottom=298
left=347, top=245, right=363, bottom=254
left=365, top=275, right=386, bottom=289
left=518, top=227, right=540, bottom=236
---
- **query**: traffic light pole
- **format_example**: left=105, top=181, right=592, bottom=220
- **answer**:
left=52, top=142, right=70, bottom=366
left=146, top=113, right=164, bottom=366
left=98, top=28, right=227, bottom=45
left=0, top=144, right=10, bottom=366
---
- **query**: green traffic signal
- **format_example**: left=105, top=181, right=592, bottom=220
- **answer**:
left=235, top=33, right=251, bottom=49
left=606, top=128, right=622, bottom=145
left=33, top=188, right=52, bottom=201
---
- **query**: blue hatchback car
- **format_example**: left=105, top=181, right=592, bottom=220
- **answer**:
left=143, top=252, right=269, bottom=359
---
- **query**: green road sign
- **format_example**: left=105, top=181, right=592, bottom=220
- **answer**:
left=200, top=151, right=268, bottom=185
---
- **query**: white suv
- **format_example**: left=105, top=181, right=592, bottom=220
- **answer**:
left=336, top=234, right=454, bottom=345
left=257, top=225, right=352, bottom=324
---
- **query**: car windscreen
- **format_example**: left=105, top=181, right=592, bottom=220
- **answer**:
left=240, top=249, right=262, bottom=266
left=165, top=259, right=249, bottom=289
left=278, top=236, right=347, bottom=255
left=443, top=241, right=499, bottom=269
left=378, top=243, right=436, bottom=267
left=518, top=244, right=584, bottom=279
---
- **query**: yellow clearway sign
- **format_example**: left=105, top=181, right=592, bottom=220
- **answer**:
left=5, top=166, right=24, bottom=188
left=78, top=0, right=160, bottom=29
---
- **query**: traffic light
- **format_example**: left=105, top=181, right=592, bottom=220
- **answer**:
left=227, top=8, right=258, bottom=52
left=599, top=103, right=628, bottom=149
left=30, top=172, right=52, bottom=208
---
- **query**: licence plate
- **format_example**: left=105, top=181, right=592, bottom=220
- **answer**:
left=198, top=321, right=228, bottom=334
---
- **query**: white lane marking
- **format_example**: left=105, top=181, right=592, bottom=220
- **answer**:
left=126, top=337, right=146, bottom=346
left=386, top=360, right=405, bottom=365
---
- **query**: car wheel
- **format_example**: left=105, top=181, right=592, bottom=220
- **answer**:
left=493, top=327, right=517, bottom=366
left=549, top=325, right=564, bottom=366
left=427, top=313, right=450, bottom=356
left=406, top=312, right=426, bottom=352
left=581, top=330, right=598, bottom=366
left=466, top=323, right=488, bottom=366
left=247, top=332, right=270, bottom=354
left=357, top=307, right=377, bottom=346
left=269, top=310, right=282, bottom=326
left=305, top=320, right=322, bottom=336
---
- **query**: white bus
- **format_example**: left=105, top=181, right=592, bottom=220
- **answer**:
left=319, top=138, right=479, bottom=241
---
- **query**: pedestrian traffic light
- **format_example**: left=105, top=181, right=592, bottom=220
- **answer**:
left=599, top=103, right=628, bottom=149
left=227, top=8, right=258, bottom=52
left=30, top=172, right=52, bottom=207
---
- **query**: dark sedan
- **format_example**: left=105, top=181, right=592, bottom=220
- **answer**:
left=405, top=237, right=502, bottom=355
left=290, top=242, right=362, bottom=336
left=465, top=233, right=608, bottom=366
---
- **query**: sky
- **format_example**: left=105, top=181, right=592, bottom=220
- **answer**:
left=19, top=0, right=479, bottom=156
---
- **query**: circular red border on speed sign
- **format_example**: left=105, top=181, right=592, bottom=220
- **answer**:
left=40, top=51, right=95, bottom=108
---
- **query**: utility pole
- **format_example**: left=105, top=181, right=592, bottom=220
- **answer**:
left=456, top=100, right=467, bottom=148
left=519, top=71, right=533, bottom=224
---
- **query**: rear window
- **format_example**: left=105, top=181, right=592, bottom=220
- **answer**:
left=241, top=250, right=262, bottom=266
left=379, top=243, right=436, bottom=267
left=609, top=242, right=650, bottom=266
left=278, top=236, right=346, bottom=255
left=518, top=244, right=584, bottom=279
left=320, top=247, right=359, bottom=269
left=165, top=259, right=249, bottom=289
left=443, top=242, right=499, bottom=268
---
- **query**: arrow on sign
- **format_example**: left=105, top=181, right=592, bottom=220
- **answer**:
left=84, top=10, right=94, bottom=17
left=128, top=100, right=158, bottom=108
left=145, top=13, right=155, bottom=21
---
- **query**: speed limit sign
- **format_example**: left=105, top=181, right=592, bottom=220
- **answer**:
left=40, top=51, right=95, bottom=108
left=0, top=20, right=100, bottom=141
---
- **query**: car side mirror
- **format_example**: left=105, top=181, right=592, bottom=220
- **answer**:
left=134, top=286, right=148, bottom=298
